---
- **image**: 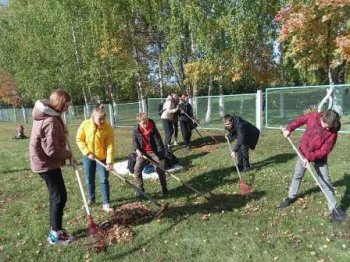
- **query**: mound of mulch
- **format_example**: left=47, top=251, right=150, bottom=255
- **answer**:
left=110, top=202, right=153, bottom=225
left=84, top=203, right=152, bottom=253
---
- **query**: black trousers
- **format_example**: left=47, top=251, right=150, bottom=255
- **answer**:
left=180, top=120, right=192, bottom=147
left=173, top=119, right=179, bottom=141
left=162, top=119, right=174, bottom=146
left=39, top=168, right=67, bottom=231
left=237, top=144, right=250, bottom=170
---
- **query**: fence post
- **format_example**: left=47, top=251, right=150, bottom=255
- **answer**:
left=13, top=107, right=17, bottom=122
left=256, top=90, right=263, bottom=131
left=22, top=107, right=28, bottom=123
left=108, top=103, right=115, bottom=128
left=141, top=98, right=147, bottom=113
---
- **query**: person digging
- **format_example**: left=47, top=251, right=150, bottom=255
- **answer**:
left=224, top=114, right=260, bottom=195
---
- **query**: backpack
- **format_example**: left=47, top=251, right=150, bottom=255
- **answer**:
left=158, top=102, right=164, bottom=116
left=164, top=149, right=179, bottom=169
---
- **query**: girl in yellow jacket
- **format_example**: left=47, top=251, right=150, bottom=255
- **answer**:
left=76, top=107, right=115, bottom=213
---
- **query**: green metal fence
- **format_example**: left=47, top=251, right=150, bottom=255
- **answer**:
left=265, top=84, right=350, bottom=133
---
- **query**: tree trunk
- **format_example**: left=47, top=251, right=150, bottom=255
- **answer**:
left=218, top=68, right=225, bottom=117
left=158, top=41, right=164, bottom=98
left=205, top=74, right=213, bottom=123
left=71, top=25, right=88, bottom=109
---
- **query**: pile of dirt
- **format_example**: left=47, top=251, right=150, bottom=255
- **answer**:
left=192, top=144, right=219, bottom=153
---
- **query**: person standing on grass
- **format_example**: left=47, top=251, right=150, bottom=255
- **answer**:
left=76, top=107, right=115, bottom=213
left=160, top=94, right=178, bottom=149
left=178, top=93, right=194, bottom=151
left=133, top=112, right=168, bottom=197
left=29, top=89, right=75, bottom=245
left=171, top=93, right=180, bottom=146
left=278, top=109, right=344, bottom=217
left=224, top=114, right=260, bottom=172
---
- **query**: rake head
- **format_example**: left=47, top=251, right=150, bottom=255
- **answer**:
left=86, top=215, right=107, bottom=253
left=237, top=179, right=254, bottom=196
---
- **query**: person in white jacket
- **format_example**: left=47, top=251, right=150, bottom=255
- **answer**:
left=160, top=95, right=178, bottom=148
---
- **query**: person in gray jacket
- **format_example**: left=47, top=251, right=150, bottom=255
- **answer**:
left=29, top=89, right=75, bottom=245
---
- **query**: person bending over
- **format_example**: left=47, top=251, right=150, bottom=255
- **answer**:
left=279, top=109, right=342, bottom=219
left=224, top=114, right=260, bottom=172
left=133, top=112, right=168, bottom=197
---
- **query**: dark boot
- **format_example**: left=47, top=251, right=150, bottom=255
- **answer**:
left=278, top=197, right=296, bottom=208
left=161, top=188, right=168, bottom=198
left=135, top=187, right=145, bottom=199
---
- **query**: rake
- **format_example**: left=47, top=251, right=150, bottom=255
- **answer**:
left=94, top=159, right=168, bottom=218
left=66, top=141, right=103, bottom=236
left=281, top=127, right=347, bottom=222
left=180, top=110, right=218, bottom=144
left=225, top=136, right=254, bottom=196
left=141, top=151, right=214, bottom=200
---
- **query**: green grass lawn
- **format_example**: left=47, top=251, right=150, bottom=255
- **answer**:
left=1, top=122, right=350, bottom=261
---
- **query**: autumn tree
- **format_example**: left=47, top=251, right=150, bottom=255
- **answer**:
left=275, top=0, right=350, bottom=84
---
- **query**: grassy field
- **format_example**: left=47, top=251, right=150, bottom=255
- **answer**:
left=1, top=122, right=350, bottom=262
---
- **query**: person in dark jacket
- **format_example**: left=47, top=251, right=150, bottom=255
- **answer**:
left=224, top=114, right=260, bottom=172
left=178, top=93, right=194, bottom=151
left=29, top=89, right=75, bottom=245
left=132, top=112, right=168, bottom=197
left=278, top=109, right=341, bottom=214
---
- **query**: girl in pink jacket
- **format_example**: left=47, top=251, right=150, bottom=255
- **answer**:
left=29, top=89, right=74, bottom=245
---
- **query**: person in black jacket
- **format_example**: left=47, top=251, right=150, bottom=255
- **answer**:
left=224, top=114, right=260, bottom=172
left=178, top=93, right=194, bottom=151
left=132, top=112, right=168, bottom=197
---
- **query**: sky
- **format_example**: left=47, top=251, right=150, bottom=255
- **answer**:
left=0, top=0, right=8, bottom=5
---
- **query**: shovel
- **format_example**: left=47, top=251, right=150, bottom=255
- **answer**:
left=225, top=136, right=254, bottom=196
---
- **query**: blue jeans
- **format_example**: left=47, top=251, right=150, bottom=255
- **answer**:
left=82, top=156, right=110, bottom=205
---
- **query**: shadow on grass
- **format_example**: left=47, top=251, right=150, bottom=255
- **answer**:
left=253, top=153, right=295, bottom=171
left=104, top=191, right=265, bottom=260
left=164, top=191, right=266, bottom=219
left=191, top=132, right=225, bottom=146
left=338, top=174, right=350, bottom=211
left=0, top=167, right=31, bottom=174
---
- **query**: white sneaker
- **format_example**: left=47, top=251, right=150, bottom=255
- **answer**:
left=174, top=140, right=178, bottom=146
left=103, top=204, right=113, bottom=213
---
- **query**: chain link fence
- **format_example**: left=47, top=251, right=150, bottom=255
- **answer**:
left=2, top=85, right=349, bottom=133
left=265, top=84, right=350, bottom=133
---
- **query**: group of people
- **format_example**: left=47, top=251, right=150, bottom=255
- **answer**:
left=29, top=88, right=345, bottom=246
left=160, top=92, right=196, bottom=151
